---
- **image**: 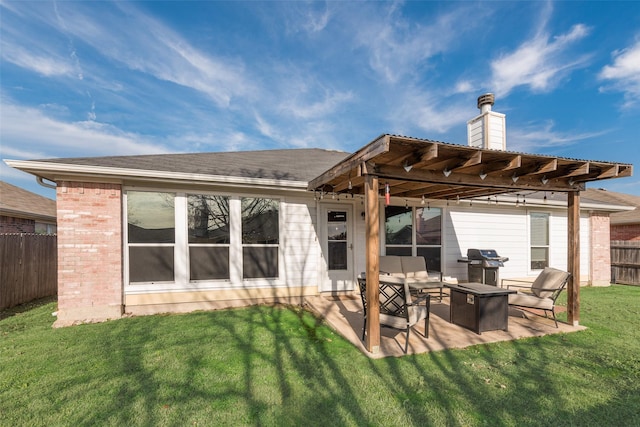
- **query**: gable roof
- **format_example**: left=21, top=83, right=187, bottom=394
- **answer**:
left=583, top=188, right=640, bottom=225
left=0, top=181, right=56, bottom=222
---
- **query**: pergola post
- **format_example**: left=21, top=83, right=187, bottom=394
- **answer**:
left=364, top=173, right=380, bottom=353
left=567, top=190, right=580, bottom=326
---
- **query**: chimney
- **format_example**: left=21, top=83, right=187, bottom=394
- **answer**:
left=467, top=93, right=506, bottom=150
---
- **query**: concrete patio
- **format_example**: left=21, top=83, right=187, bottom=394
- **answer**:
left=304, top=290, right=586, bottom=359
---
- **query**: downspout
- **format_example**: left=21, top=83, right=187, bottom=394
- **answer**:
left=36, top=176, right=57, bottom=189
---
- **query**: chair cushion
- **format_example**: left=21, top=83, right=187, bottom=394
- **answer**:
left=509, top=292, right=554, bottom=310
left=380, top=303, right=428, bottom=329
left=407, top=305, right=429, bottom=325
left=380, top=256, right=404, bottom=275
left=401, top=256, right=427, bottom=275
left=531, top=268, right=570, bottom=298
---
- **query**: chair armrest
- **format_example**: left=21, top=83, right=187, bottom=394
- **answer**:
left=501, top=278, right=534, bottom=289
left=409, top=293, right=431, bottom=306
left=505, top=283, right=534, bottom=290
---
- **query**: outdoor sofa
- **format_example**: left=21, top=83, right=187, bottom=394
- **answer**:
left=379, top=255, right=444, bottom=299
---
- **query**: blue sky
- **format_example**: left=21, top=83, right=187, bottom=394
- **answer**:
left=1, top=1, right=639, bottom=200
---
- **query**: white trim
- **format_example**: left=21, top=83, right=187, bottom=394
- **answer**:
left=175, top=194, right=189, bottom=284
left=527, top=210, right=551, bottom=274
left=229, top=198, right=242, bottom=283
left=122, top=187, right=286, bottom=294
left=4, top=159, right=309, bottom=191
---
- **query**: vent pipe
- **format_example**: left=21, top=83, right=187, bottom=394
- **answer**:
left=477, top=93, right=495, bottom=114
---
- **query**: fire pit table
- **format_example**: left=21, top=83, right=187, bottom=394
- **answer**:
left=445, top=282, right=516, bottom=334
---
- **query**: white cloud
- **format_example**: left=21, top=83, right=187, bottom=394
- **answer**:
left=453, top=80, right=475, bottom=95
left=355, top=5, right=481, bottom=84
left=507, top=121, right=609, bottom=153
left=390, top=88, right=474, bottom=134
left=0, top=44, right=74, bottom=77
left=490, top=23, right=591, bottom=96
left=279, top=89, right=354, bottom=119
left=29, top=2, right=255, bottom=108
left=0, top=102, right=170, bottom=159
left=599, top=39, right=640, bottom=107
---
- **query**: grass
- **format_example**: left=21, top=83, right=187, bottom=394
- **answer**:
left=2, top=286, right=640, bottom=427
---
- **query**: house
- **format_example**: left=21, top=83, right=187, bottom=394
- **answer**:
left=0, top=181, right=57, bottom=234
left=583, top=188, right=640, bottom=241
left=4, top=95, right=633, bottom=330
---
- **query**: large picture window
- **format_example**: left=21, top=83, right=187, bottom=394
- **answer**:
left=127, top=191, right=175, bottom=283
left=385, top=205, right=442, bottom=271
left=188, top=195, right=230, bottom=281
left=530, top=212, right=550, bottom=270
left=126, top=191, right=281, bottom=287
left=242, top=198, right=279, bottom=279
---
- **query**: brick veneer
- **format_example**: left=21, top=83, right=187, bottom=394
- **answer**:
left=0, top=216, right=36, bottom=233
left=589, top=212, right=611, bottom=286
left=611, top=224, right=640, bottom=241
left=55, top=181, right=123, bottom=326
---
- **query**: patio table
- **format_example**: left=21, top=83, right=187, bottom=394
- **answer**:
left=408, top=279, right=445, bottom=301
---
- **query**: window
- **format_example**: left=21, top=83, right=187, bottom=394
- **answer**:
left=415, top=207, right=442, bottom=272
left=530, top=212, right=550, bottom=270
left=125, top=191, right=282, bottom=287
left=242, top=198, right=279, bottom=279
left=35, top=222, right=57, bottom=234
left=385, top=205, right=442, bottom=271
left=327, top=210, right=348, bottom=270
left=188, top=195, right=230, bottom=280
left=127, top=191, right=175, bottom=283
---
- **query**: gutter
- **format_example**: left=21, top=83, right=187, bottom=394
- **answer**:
left=4, top=159, right=311, bottom=192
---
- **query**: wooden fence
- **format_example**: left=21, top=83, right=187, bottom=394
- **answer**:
left=611, top=240, right=640, bottom=286
left=0, top=234, right=57, bottom=309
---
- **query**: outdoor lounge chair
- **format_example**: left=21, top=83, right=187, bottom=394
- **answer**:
left=358, top=274, right=430, bottom=353
left=502, top=267, right=571, bottom=328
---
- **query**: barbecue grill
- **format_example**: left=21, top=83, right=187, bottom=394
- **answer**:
left=459, top=249, right=509, bottom=286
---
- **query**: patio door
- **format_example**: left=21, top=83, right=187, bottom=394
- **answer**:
left=320, top=205, right=354, bottom=292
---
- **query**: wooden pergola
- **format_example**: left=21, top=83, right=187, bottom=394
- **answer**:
left=309, top=134, right=633, bottom=353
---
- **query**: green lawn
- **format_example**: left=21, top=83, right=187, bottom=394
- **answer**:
left=2, top=285, right=640, bottom=427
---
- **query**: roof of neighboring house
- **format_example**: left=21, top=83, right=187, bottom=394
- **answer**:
left=0, top=181, right=56, bottom=222
left=583, top=188, right=640, bottom=225
left=30, top=148, right=351, bottom=184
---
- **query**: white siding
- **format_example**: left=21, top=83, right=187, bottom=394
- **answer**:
left=441, top=204, right=591, bottom=282
left=445, top=205, right=527, bottom=280
left=282, top=195, right=320, bottom=287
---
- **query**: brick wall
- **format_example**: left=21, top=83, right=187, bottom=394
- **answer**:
left=611, top=224, right=640, bottom=241
left=0, top=215, right=35, bottom=233
left=55, top=181, right=123, bottom=325
left=589, top=212, right=611, bottom=286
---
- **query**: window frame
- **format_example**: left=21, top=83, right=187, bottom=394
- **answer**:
left=187, top=194, right=231, bottom=282
left=529, top=211, right=551, bottom=272
left=124, top=188, right=283, bottom=293
left=126, top=190, right=177, bottom=285
left=241, top=197, right=280, bottom=280
left=383, top=204, right=443, bottom=272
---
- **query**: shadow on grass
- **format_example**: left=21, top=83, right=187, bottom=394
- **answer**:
left=3, top=287, right=640, bottom=425
left=0, top=295, right=56, bottom=321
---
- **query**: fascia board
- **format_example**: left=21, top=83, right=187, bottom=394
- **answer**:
left=4, top=159, right=309, bottom=191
